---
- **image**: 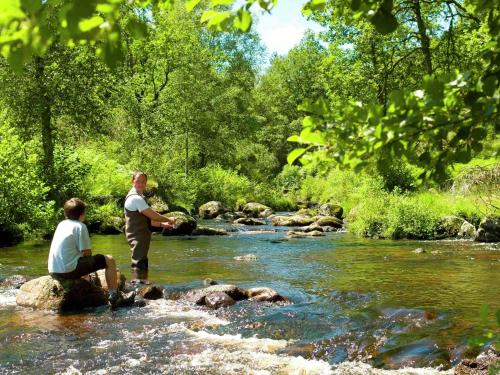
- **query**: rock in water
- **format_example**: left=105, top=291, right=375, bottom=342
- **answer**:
left=414, top=248, right=426, bottom=254
left=318, top=203, right=343, bottom=219
left=475, top=217, right=500, bottom=243
left=245, top=287, right=288, bottom=303
left=271, top=215, right=315, bottom=227
left=234, top=218, right=265, bottom=226
left=313, top=216, right=343, bottom=228
left=458, top=220, right=476, bottom=238
left=137, top=285, right=164, bottom=300
left=436, top=215, right=465, bottom=239
left=162, top=212, right=197, bottom=236
left=242, top=202, right=273, bottom=218
left=191, top=226, right=227, bottom=236
left=198, top=201, right=228, bottom=219
left=204, top=292, right=235, bottom=309
left=454, top=349, right=500, bottom=375
left=16, top=275, right=108, bottom=311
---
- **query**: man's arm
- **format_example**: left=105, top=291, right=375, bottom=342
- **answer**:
left=141, top=208, right=175, bottom=223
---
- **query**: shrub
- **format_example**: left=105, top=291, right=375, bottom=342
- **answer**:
left=0, top=124, right=54, bottom=243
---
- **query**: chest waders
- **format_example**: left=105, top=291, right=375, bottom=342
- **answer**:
left=124, top=192, right=151, bottom=270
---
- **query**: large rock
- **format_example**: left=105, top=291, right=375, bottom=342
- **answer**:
left=137, top=285, right=164, bottom=300
left=245, top=287, right=288, bottom=303
left=182, top=284, right=247, bottom=305
left=271, top=215, right=315, bottom=227
left=458, top=221, right=476, bottom=238
left=204, top=292, right=235, bottom=309
left=181, top=284, right=288, bottom=309
left=16, top=276, right=108, bottom=311
left=436, top=215, right=464, bottom=239
left=475, top=217, right=500, bottom=242
left=455, top=349, right=500, bottom=375
left=198, top=201, right=228, bottom=219
left=149, top=196, right=169, bottom=214
left=192, top=226, right=228, bottom=235
left=234, top=218, right=265, bottom=226
left=313, top=216, right=343, bottom=228
left=242, top=202, right=273, bottom=218
left=318, top=203, right=343, bottom=219
left=162, top=211, right=197, bottom=236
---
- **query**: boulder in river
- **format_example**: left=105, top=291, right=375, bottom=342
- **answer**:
left=318, top=203, right=343, bottom=219
left=149, top=196, right=169, bottom=214
left=162, top=211, right=197, bottom=236
left=180, top=284, right=287, bottom=309
left=198, top=201, right=228, bottom=219
left=234, top=218, right=265, bottom=226
left=313, top=216, right=343, bottom=228
left=271, top=215, right=315, bottom=227
left=204, top=291, right=236, bottom=309
left=436, top=215, right=464, bottom=239
left=475, top=217, right=500, bottom=243
left=458, top=220, right=476, bottom=238
left=16, top=275, right=108, bottom=311
left=454, top=349, right=500, bottom=375
left=137, top=285, right=164, bottom=300
left=245, top=287, right=288, bottom=303
left=242, top=202, right=273, bottom=218
left=183, top=284, right=247, bottom=305
left=191, top=226, right=227, bottom=236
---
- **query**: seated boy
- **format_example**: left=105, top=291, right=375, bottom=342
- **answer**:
left=48, top=198, right=134, bottom=308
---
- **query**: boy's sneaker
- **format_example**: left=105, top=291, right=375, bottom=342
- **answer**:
left=109, top=291, right=136, bottom=309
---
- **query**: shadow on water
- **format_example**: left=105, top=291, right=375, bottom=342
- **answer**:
left=0, top=224, right=499, bottom=373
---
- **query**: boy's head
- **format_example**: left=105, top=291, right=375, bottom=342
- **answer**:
left=64, top=198, right=86, bottom=221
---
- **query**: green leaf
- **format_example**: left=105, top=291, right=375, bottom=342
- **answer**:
left=185, top=0, right=202, bottom=11
left=234, top=9, right=252, bottom=32
left=210, top=0, right=234, bottom=5
left=79, top=16, right=104, bottom=33
left=287, top=148, right=307, bottom=165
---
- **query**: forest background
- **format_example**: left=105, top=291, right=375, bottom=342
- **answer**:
left=0, top=0, right=498, bottom=246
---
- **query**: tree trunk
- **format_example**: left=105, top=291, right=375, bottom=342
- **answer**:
left=185, top=127, right=189, bottom=176
left=412, top=0, right=433, bottom=74
left=34, top=56, right=55, bottom=199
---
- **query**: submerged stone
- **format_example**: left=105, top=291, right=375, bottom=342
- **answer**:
left=204, top=291, right=235, bottom=309
left=0, top=275, right=33, bottom=289
left=234, top=218, right=265, bottom=226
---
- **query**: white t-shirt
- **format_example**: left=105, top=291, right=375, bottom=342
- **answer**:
left=48, top=220, right=91, bottom=273
left=124, top=188, right=149, bottom=212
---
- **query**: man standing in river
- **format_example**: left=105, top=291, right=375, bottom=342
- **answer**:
left=124, top=171, right=175, bottom=274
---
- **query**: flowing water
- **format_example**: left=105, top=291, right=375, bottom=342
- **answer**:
left=0, top=220, right=499, bottom=374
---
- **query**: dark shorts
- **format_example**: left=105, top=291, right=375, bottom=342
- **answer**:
left=51, top=255, right=107, bottom=280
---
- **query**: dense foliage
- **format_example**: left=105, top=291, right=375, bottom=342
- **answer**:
left=0, top=0, right=498, bottom=245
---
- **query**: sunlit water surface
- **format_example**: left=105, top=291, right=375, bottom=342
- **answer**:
left=0, top=220, right=499, bottom=374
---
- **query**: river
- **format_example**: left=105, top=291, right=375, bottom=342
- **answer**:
left=0, top=221, right=499, bottom=374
